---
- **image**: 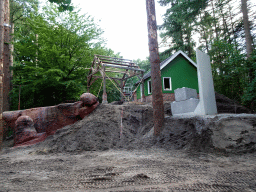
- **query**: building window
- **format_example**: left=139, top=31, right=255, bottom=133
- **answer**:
left=163, top=77, right=172, bottom=90
left=148, top=80, right=152, bottom=94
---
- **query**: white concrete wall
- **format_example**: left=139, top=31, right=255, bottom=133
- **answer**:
left=194, top=49, right=217, bottom=115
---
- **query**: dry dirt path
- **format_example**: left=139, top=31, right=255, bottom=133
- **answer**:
left=1, top=147, right=256, bottom=192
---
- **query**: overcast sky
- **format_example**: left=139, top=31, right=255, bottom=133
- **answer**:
left=66, top=0, right=167, bottom=61
left=40, top=1, right=256, bottom=61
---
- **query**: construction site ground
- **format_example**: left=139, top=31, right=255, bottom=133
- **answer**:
left=1, top=102, right=256, bottom=192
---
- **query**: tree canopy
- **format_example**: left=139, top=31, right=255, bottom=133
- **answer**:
left=159, top=0, right=256, bottom=111
left=48, top=0, right=73, bottom=11
left=10, top=4, right=120, bottom=109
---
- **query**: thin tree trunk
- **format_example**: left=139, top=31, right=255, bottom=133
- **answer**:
left=200, top=12, right=209, bottom=53
left=241, top=0, right=254, bottom=83
left=186, top=24, right=192, bottom=58
left=3, top=0, right=10, bottom=112
left=211, top=0, right=219, bottom=41
left=228, top=4, right=238, bottom=49
left=9, top=22, right=13, bottom=92
left=241, top=0, right=253, bottom=57
left=0, top=0, right=5, bottom=148
left=220, top=7, right=230, bottom=42
left=146, top=0, right=164, bottom=136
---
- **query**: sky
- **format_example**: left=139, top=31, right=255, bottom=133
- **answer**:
left=65, top=0, right=167, bottom=61
left=39, top=0, right=256, bottom=61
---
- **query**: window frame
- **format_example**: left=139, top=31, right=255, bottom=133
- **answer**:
left=148, top=80, right=152, bottom=94
left=163, top=77, right=172, bottom=91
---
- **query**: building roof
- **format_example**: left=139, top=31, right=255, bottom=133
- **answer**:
left=141, top=50, right=197, bottom=82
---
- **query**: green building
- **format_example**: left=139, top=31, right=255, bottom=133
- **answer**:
left=135, top=50, right=199, bottom=102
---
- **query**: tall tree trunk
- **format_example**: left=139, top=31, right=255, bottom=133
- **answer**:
left=3, top=0, right=10, bottom=112
left=199, top=12, right=209, bottom=53
left=211, top=0, right=219, bottom=41
left=186, top=24, right=192, bottom=58
left=9, top=22, right=13, bottom=94
left=220, top=7, right=230, bottom=42
left=241, top=0, right=253, bottom=58
left=146, top=0, right=164, bottom=136
left=0, top=0, right=4, bottom=148
left=241, top=0, right=254, bottom=83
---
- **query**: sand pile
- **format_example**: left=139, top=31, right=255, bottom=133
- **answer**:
left=35, top=103, right=154, bottom=153
left=30, top=103, right=256, bottom=155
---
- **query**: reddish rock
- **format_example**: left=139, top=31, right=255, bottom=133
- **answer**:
left=3, top=93, right=99, bottom=147
left=80, top=93, right=98, bottom=106
left=79, top=102, right=99, bottom=119
left=15, top=132, right=47, bottom=147
left=14, top=116, right=47, bottom=146
left=15, top=116, right=34, bottom=128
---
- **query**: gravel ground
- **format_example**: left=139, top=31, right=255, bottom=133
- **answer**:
left=1, top=103, right=256, bottom=191
left=1, top=147, right=256, bottom=192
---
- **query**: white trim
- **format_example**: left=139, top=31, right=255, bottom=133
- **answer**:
left=140, top=84, right=142, bottom=98
left=160, top=50, right=197, bottom=71
left=148, top=80, right=152, bottom=94
left=163, top=77, right=172, bottom=91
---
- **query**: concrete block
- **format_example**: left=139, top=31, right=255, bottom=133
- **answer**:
left=174, top=87, right=197, bottom=102
left=171, top=98, right=199, bottom=115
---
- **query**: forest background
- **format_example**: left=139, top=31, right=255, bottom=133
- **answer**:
left=8, top=0, right=256, bottom=112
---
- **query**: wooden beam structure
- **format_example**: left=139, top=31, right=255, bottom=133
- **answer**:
left=103, top=64, right=144, bottom=71
left=87, top=55, right=145, bottom=103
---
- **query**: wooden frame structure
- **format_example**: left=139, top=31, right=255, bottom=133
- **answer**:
left=87, top=55, right=145, bottom=103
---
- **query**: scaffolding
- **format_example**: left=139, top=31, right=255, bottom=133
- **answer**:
left=87, top=55, right=145, bottom=103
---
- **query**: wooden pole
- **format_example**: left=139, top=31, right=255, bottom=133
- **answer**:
left=120, top=80, right=124, bottom=102
left=141, top=71, right=145, bottom=102
left=0, top=0, right=5, bottom=148
left=146, top=0, right=164, bottom=136
left=102, top=66, right=108, bottom=103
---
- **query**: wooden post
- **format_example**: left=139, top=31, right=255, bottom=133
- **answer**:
left=3, top=0, right=10, bottom=112
left=146, top=0, right=164, bottom=136
left=141, top=72, right=145, bottom=102
left=141, top=80, right=145, bottom=102
left=0, top=0, right=5, bottom=148
left=120, top=80, right=124, bottom=102
left=102, top=66, right=108, bottom=103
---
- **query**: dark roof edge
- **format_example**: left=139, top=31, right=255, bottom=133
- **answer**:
left=135, top=50, right=197, bottom=85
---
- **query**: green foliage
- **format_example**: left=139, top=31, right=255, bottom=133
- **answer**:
left=48, top=0, right=73, bottom=11
left=209, top=40, right=246, bottom=103
left=242, top=51, right=256, bottom=111
left=134, top=58, right=150, bottom=73
left=10, top=0, right=39, bottom=23
left=159, top=0, right=256, bottom=112
left=159, top=0, right=208, bottom=58
left=11, top=4, right=119, bottom=109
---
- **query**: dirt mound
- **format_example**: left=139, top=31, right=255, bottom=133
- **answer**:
left=148, top=115, right=256, bottom=154
left=34, top=103, right=154, bottom=153
left=215, top=92, right=251, bottom=114
left=30, top=103, right=256, bottom=155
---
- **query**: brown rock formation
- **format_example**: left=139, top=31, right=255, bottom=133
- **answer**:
left=3, top=93, right=99, bottom=147
left=14, top=116, right=47, bottom=147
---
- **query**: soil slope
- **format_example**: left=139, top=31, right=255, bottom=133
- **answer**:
left=1, top=103, right=256, bottom=191
left=16, top=103, right=255, bottom=154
